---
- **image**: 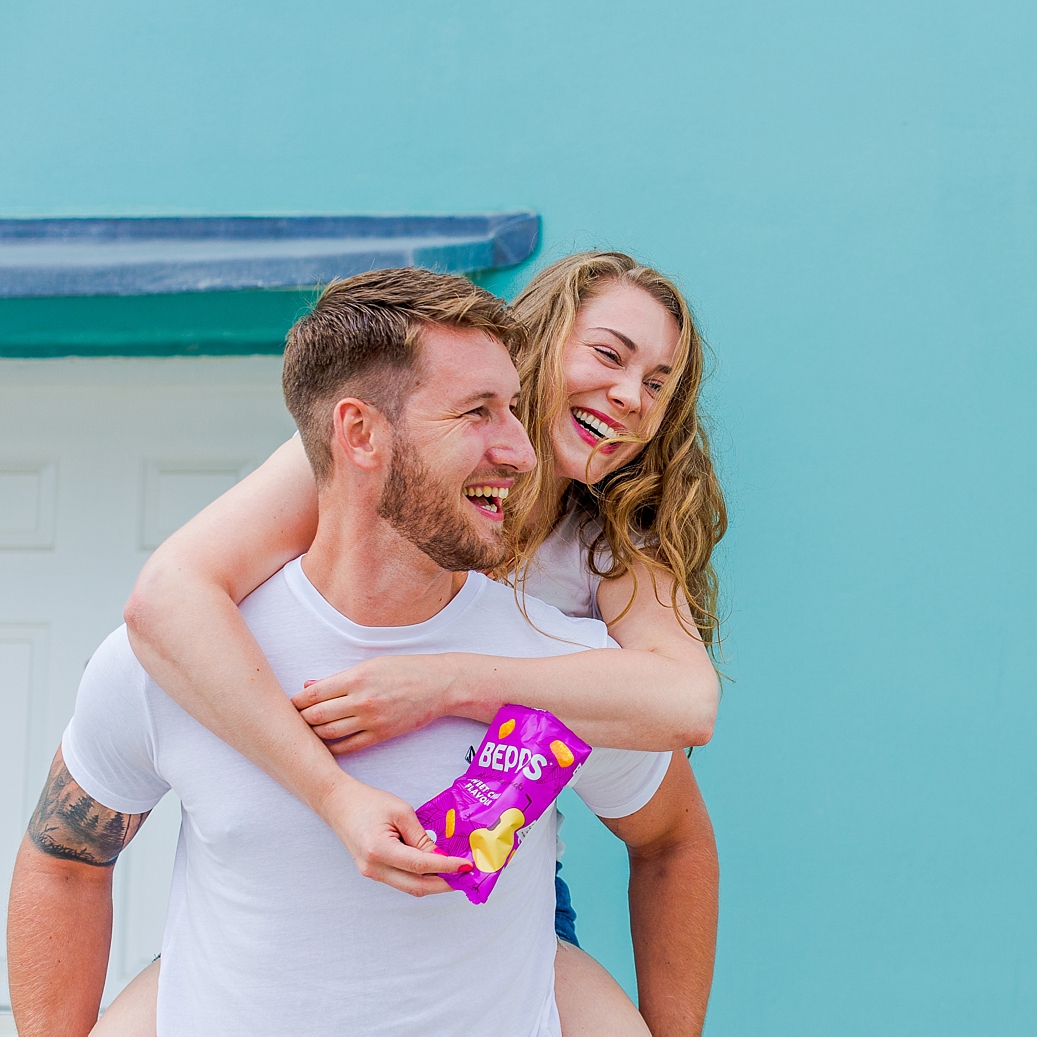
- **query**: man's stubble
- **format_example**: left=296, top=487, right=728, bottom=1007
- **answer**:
left=377, top=431, right=509, bottom=572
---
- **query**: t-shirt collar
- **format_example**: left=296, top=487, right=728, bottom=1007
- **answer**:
left=283, top=557, right=486, bottom=646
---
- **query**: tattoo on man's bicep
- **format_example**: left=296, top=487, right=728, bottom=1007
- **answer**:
left=28, top=750, right=150, bottom=867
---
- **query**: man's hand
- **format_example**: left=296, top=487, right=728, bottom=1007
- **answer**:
left=320, top=775, right=472, bottom=897
left=8, top=748, right=151, bottom=1037
left=291, top=654, right=460, bottom=753
left=601, top=752, right=719, bottom=1037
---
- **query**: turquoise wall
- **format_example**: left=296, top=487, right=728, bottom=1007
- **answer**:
left=4, top=2, right=1036, bottom=1033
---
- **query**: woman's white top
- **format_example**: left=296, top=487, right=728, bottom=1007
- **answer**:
left=521, top=507, right=612, bottom=861
left=521, top=507, right=607, bottom=621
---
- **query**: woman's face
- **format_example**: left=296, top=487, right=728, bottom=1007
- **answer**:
left=553, top=282, right=680, bottom=486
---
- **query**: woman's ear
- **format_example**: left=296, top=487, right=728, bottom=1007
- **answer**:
left=330, top=398, right=392, bottom=472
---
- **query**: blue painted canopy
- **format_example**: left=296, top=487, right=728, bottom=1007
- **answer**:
left=0, top=213, right=539, bottom=298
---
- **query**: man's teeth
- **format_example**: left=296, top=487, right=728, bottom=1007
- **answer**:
left=572, top=408, right=612, bottom=439
left=463, top=486, right=510, bottom=501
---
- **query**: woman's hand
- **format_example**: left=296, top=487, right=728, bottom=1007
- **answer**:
left=291, top=654, right=462, bottom=754
left=320, top=776, right=472, bottom=896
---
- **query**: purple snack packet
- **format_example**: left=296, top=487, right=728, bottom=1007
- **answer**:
left=416, top=705, right=592, bottom=904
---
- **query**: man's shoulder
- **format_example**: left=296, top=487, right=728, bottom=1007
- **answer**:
left=469, top=574, right=610, bottom=652
left=87, top=624, right=147, bottom=683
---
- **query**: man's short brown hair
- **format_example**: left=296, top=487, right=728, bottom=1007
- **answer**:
left=282, top=268, right=525, bottom=484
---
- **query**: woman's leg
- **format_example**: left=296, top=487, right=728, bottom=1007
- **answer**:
left=554, top=939, right=650, bottom=1037
left=89, top=958, right=159, bottom=1037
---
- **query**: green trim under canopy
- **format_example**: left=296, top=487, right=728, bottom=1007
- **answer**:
left=0, top=289, right=315, bottom=358
left=0, top=213, right=539, bottom=357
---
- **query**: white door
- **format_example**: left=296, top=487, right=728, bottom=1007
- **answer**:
left=0, top=356, right=296, bottom=1010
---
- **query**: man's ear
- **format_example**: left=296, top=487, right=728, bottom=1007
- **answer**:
left=330, top=398, right=392, bottom=472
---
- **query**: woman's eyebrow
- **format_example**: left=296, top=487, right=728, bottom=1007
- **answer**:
left=593, top=326, right=671, bottom=375
left=592, top=326, right=639, bottom=353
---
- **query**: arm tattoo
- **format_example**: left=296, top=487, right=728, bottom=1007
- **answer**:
left=28, top=750, right=150, bottom=867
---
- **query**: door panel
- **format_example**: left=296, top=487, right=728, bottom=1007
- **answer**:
left=0, top=356, right=296, bottom=1009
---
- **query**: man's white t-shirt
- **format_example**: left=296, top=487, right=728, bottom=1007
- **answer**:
left=63, top=560, right=670, bottom=1037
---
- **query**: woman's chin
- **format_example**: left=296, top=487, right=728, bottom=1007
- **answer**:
left=555, top=433, right=632, bottom=486
left=557, top=455, right=613, bottom=488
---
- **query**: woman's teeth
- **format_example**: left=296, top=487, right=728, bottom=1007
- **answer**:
left=572, top=408, right=612, bottom=439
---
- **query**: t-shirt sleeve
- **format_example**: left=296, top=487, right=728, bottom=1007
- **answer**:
left=61, top=626, right=171, bottom=815
left=569, top=747, right=672, bottom=819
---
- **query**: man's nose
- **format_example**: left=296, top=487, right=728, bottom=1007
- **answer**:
left=488, top=411, right=537, bottom=473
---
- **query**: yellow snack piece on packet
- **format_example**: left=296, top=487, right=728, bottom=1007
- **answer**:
left=445, top=808, right=456, bottom=839
left=498, top=718, right=516, bottom=739
left=549, top=739, right=575, bottom=767
left=470, top=808, right=526, bottom=873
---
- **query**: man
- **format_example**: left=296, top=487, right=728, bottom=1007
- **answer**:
left=8, top=269, right=713, bottom=1036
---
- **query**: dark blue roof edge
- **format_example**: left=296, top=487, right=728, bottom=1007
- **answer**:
left=0, top=212, right=540, bottom=246
left=0, top=212, right=540, bottom=298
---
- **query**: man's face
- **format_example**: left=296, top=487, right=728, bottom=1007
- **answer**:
left=377, top=325, right=536, bottom=571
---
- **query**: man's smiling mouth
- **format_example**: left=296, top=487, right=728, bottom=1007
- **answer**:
left=463, top=484, right=509, bottom=518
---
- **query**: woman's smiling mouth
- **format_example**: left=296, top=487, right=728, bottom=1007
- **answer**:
left=570, top=408, right=622, bottom=454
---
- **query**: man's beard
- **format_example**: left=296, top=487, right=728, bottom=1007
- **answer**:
left=377, top=433, right=509, bottom=572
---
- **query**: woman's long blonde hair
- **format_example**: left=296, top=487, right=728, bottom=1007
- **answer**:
left=496, top=251, right=727, bottom=649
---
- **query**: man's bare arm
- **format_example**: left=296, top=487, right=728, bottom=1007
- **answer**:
left=26, top=748, right=149, bottom=866
left=601, top=753, right=719, bottom=1037
left=8, top=748, right=150, bottom=1037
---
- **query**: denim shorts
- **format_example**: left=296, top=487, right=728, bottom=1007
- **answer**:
left=554, top=861, right=579, bottom=947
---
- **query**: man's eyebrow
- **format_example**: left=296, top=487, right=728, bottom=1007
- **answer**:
left=455, top=391, right=500, bottom=408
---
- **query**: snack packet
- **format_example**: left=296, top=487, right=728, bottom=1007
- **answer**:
left=416, top=705, right=592, bottom=904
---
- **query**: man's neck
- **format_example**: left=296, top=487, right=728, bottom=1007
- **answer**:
left=301, top=500, right=467, bottom=628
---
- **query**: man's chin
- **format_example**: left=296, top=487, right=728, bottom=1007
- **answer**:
left=403, top=515, right=507, bottom=573
left=449, top=528, right=507, bottom=573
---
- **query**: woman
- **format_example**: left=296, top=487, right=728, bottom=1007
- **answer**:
left=101, top=252, right=726, bottom=1036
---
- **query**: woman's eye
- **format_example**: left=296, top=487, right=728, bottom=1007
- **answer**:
left=646, top=381, right=664, bottom=395
left=593, top=347, right=621, bottom=364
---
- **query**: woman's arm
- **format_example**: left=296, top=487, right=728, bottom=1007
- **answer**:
left=293, top=560, right=718, bottom=752
left=124, top=437, right=467, bottom=892
left=125, top=436, right=332, bottom=800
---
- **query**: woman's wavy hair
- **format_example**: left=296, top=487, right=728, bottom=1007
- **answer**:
left=496, top=251, right=727, bottom=649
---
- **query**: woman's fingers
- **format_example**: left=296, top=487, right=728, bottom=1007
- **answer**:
left=364, top=865, right=454, bottom=898
left=311, top=716, right=365, bottom=740
left=326, top=732, right=380, bottom=755
left=297, top=698, right=355, bottom=726
left=374, top=840, right=472, bottom=878
left=291, top=675, right=350, bottom=709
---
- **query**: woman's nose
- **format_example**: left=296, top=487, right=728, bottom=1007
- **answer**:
left=607, top=374, right=642, bottom=415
